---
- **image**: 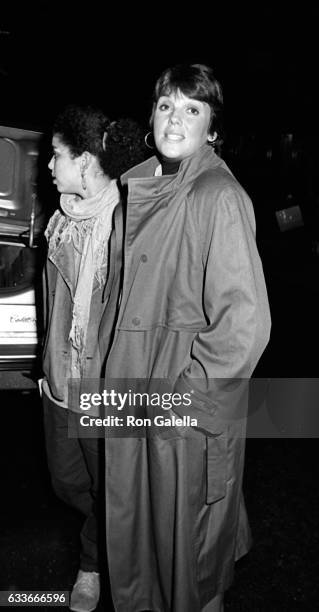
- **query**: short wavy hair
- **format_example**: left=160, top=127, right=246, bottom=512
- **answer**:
left=52, top=104, right=147, bottom=178
left=150, top=63, right=224, bottom=145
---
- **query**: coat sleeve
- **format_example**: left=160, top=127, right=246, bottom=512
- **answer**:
left=173, top=182, right=271, bottom=431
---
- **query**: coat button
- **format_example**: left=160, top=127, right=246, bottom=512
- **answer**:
left=132, top=317, right=141, bottom=326
left=140, top=254, right=148, bottom=262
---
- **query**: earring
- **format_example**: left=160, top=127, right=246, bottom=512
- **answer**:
left=144, top=132, right=155, bottom=150
left=81, top=170, right=87, bottom=190
left=102, top=131, right=108, bottom=151
left=207, top=131, right=217, bottom=147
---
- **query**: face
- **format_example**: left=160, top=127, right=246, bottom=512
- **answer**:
left=153, top=90, right=211, bottom=162
left=48, top=135, right=82, bottom=195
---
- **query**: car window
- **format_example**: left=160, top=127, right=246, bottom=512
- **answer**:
left=0, top=243, right=39, bottom=295
left=0, top=138, right=16, bottom=199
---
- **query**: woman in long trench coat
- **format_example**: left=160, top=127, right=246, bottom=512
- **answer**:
left=97, top=64, right=271, bottom=612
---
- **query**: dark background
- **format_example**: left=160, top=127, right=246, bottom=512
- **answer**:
left=1, top=3, right=318, bottom=133
left=1, top=4, right=319, bottom=610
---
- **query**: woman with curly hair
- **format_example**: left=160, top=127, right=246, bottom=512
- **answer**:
left=40, top=104, right=146, bottom=612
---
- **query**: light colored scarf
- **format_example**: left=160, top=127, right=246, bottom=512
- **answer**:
left=45, top=180, right=119, bottom=370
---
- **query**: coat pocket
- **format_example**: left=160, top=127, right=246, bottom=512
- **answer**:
left=206, top=434, right=227, bottom=504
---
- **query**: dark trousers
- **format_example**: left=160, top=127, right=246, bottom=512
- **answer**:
left=43, top=392, right=103, bottom=572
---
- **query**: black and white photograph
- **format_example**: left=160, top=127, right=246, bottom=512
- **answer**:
left=0, top=4, right=318, bottom=611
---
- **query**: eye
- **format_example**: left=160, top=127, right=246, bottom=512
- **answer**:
left=158, top=102, right=170, bottom=111
left=187, top=106, right=200, bottom=115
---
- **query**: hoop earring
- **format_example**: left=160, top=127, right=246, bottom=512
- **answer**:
left=144, top=132, right=155, bottom=150
left=102, top=131, right=108, bottom=151
left=207, top=133, right=217, bottom=147
left=207, top=136, right=216, bottom=148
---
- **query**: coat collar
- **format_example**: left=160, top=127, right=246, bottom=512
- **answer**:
left=121, top=145, right=225, bottom=202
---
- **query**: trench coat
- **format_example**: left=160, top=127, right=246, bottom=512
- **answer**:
left=98, top=145, right=271, bottom=612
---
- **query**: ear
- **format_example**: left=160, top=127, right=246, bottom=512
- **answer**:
left=80, top=151, right=92, bottom=172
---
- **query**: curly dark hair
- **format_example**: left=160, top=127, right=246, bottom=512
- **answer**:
left=52, top=104, right=147, bottom=178
left=102, top=118, right=148, bottom=178
left=53, top=104, right=109, bottom=158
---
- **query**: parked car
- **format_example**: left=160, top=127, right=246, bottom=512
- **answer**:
left=0, top=125, right=47, bottom=382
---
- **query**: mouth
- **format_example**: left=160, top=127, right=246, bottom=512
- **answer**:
left=164, top=133, right=184, bottom=142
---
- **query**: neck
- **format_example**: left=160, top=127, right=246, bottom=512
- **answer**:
left=80, top=174, right=111, bottom=199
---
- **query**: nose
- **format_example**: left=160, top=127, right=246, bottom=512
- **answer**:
left=169, top=108, right=182, bottom=125
left=48, top=156, right=54, bottom=171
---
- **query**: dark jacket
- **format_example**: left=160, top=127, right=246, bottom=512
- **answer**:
left=99, top=145, right=271, bottom=611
